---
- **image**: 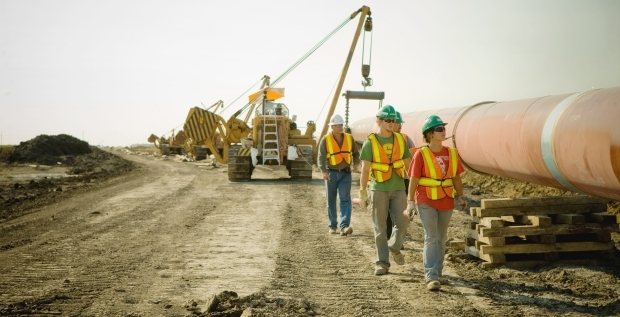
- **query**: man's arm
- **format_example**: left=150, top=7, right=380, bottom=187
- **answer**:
left=360, top=160, right=371, bottom=190
left=408, top=177, right=419, bottom=201
left=317, top=137, right=328, bottom=173
left=351, top=136, right=361, bottom=171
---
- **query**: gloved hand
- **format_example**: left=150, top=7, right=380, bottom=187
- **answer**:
left=403, top=201, right=418, bottom=220
left=359, top=189, right=371, bottom=210
left=457, top=196, right=468, bottom=211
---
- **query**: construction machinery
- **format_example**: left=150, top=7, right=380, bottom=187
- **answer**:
left=182, top=5, right=374, bottom=181
left=147, top=129, right=187, bottom=155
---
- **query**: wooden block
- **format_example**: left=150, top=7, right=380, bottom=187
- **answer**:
left=543, top=252, right=559, bottom=262
left=467, top=229, right=506, bottom=246
left=556, top=214, right=585, bottom=225
left=479, top=223, right=619, bottom=238
left=597, top=233, right=612, bottom=242
left=501, top=215, right=552, bottom=227
left=481, top=196, right=607, bottom=209
left=526, top=234, right=556, bottom=244
left=586, top=213, right=617, bottom=224
left=478, top=204, right=607, bottom=217
left=470, top=207, right=480, bottom=217
left=475, top=224, right=484, bottom=234
left=465, top=246, right=506, bottom=263
left=449, top=239, right=465, bottom=250
left=479, top=241, right=615, bottom=255
left=480, top=217, right=505, bottom=228
left=472, top=216, right=480, bottom=224
left=466, top=237, right=476, bottom=247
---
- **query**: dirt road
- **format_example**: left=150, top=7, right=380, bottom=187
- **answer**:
left=1, top=149, right=619, bottom=316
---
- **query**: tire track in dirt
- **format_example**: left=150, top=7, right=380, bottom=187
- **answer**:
left=0, top=158, right=200, bottom=314
left=265, top=178, right=414, bottom=316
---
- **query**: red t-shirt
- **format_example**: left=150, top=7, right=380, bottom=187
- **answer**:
left=408, top=146, right=465, bottom=211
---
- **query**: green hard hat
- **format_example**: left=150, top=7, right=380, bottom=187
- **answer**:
left=395, top=111, right=404, bottom=124
left=376, top=105, right=397, bottom=120
left=422, top=115, right=447, bottom=133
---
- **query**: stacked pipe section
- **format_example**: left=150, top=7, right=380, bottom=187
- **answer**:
left=350, top=86, right=620, bottom=201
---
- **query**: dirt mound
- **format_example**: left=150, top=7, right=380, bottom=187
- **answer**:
left=1, top=134, right=91, bottom=166
left=183, top=291, right=318, bottom=316
left=0, top=135, right=136, bottom=222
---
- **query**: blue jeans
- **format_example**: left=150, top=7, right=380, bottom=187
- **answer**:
left=325, top=170, right=352, bottom=229
left=371, top=190, right=409, bottom=267
left=418, top=204, right=453, bottom=281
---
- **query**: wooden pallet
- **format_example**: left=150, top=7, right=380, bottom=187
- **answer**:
left=464, top=196, right=619, bottom=268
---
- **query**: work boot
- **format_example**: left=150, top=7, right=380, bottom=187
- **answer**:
left=426, top=280, right=441, bottom=291
left=340, top=227, right=353, bottom=236
left=329, top=228, right=338, bottom=234
left=391, top=251, right=405, bottom=265
left=374, top=265, right=389, bottom=275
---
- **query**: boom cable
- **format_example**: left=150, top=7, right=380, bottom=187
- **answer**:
left=232, top=15, right=356, bottom=118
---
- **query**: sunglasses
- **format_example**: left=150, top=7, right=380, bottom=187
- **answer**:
left=433, top=126, right=446, bottom=132
left=382, top=119, right=395, bottom=123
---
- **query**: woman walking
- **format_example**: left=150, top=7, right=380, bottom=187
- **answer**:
left=406, top=115, right=467, bottom=291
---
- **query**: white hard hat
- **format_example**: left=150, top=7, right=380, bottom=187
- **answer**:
left=328, top=114, right=345, bottom=126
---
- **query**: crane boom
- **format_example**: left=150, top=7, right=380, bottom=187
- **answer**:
left=319, top=5, right=372, bottom=139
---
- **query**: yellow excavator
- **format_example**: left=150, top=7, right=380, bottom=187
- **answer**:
left=147, top=129, right=187, bottom=155
left=181, top=5, right=374, bottom=181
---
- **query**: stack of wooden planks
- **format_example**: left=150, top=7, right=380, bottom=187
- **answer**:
left=463, top=196, right=619, bottom=268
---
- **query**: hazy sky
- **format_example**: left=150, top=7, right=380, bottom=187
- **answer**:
left=1, top=0, right=619, bottom=146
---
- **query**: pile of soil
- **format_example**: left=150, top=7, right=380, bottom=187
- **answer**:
left=183, top=291, right=318, bottom=316
left=0, top=134, right=136, bottom=222
left=0, top=134, right=92, bottom=166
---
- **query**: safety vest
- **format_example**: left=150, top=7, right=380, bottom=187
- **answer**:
left=368, top=133, right=406, bottom=182
left=325, top=133, right=353, bottom=165
left=417, top=146, right=459, bottom=200
left=401, top=133, right=417, bottom=155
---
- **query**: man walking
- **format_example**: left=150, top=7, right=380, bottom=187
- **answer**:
left=359, top=105, right=412, bottom=275
left=318, top=114, right=360, bottom=236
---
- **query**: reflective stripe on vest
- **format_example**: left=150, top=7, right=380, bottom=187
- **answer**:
left=325, top=133, right=353, bottom=165
left=368, top=133, right=406, bottom=182
left=418, top=146, right=459, bottom=200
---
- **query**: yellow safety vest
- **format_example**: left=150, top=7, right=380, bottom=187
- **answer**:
left=418, top=146, right=459, bottom=200
left=325, top=133, right=353, bottom=165
left=368, top=133, right=406, bottom=182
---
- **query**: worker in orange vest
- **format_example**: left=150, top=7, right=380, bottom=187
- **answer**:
left=406, top=115, right=467, bottom=291
left=359, top=105, right=411, bottom=276
left=318, top=114, right=360, bottom=236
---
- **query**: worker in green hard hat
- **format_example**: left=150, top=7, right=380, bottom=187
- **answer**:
left=359, top=105, right=411, bottom=276
left=405, top=114, right=467, bottom=291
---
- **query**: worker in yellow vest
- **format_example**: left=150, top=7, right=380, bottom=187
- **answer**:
left=318, top=114, right=360, bottom=236
left=406, top=115, right=467, bottom=291
left=359, top=105, right=412, bottom=276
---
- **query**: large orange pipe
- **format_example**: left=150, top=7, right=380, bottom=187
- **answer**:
left=350, top=87, right=620, bottom=201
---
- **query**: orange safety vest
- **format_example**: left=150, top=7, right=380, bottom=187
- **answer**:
left=417, top=146, right=459, bottom=200
left=325, top=133, right=353, bottom=165
left=368, top=132, right=406, bottom=182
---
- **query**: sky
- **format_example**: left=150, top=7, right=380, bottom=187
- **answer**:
left=1, top=0, right=619, bottom=147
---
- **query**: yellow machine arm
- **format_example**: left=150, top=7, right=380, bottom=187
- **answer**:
left=183, top=107, right=251, bottom=163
